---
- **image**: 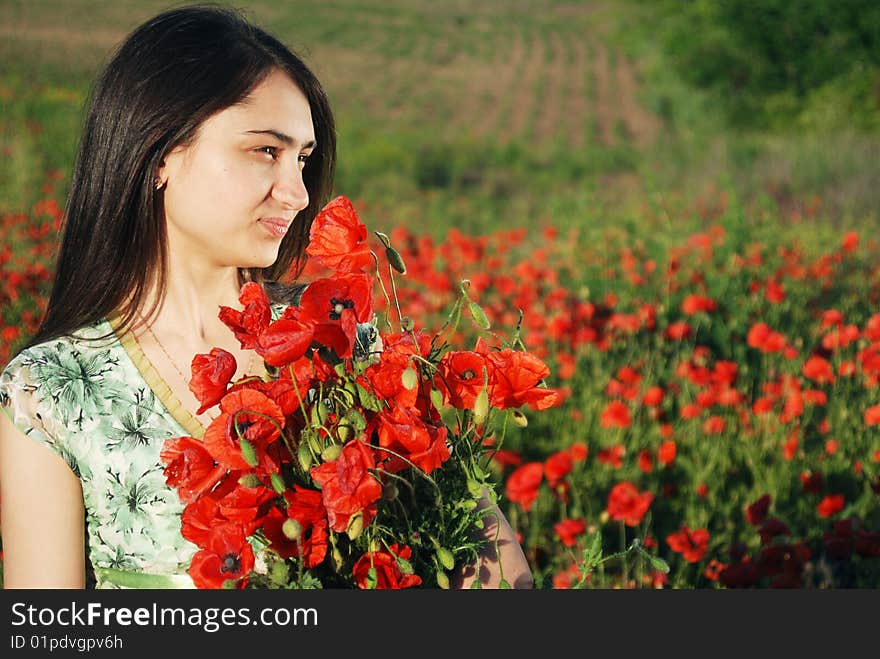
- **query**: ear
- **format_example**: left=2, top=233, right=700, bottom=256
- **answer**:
left=156, top=144, right=188, bottom=188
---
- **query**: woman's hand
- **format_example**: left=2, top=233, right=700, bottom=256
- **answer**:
left=450, top=488, right=534, bottom=589
left=0, top=410, right=85, bottom=588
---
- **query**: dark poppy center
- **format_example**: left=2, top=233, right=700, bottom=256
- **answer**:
left=460, top=368, right=476, bottom=380
left=328, top=297, right=355, bottom=320
left=221, top=553, right=241, bottom=574
left=235, top=419, right=254, bottom=436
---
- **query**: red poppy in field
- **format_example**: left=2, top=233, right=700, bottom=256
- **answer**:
left=544, top=450, right=573, bottom=488
left=704, top=559, right=727, bottom=581
left=189, top=525, right=255, bottom=589
left=160, top=435, right=226, bottom=505
left=800, top=471, right=823, bottom=494
left=352, top=543, right=422, bottom=589
left=637, top=449, right=653, bottom=473
left=554, top=518, right=587, bottom=547
left=552, top=561, right=583, bottom=589
left=642, top=385, right=664, bottom=406
left=702, top=415, right=725, bottom=434
left=310, top=439, right=383, bottom=534
left=600, top=400, right=631, bottom=428
left=681, top=294, right=717, bottom=315
left=297, top=273, right=373, bottom=359
left=680, top=402, right=702, bottom=420
left=745, top=494, right=771, bottom=526
left=203, top=388, right=285, bottom=472
left=747, top=322, right=787, bottom=353
left=666, top=525, right=710, bottom=562
left=664, top=321, right=692, bottom=341
left=305, top=195, right=373, bottom=273
left=372, top=404, right=451, bottom=475
left=864, top=404, right=880, bottom=426
left=506, top=462, right=544, bottom=512
left=217, top=281, right=273, bottom=350
left=764, top=278, right=786, bottom=304
left=188, top=348, right=238, bottom=414
left=782, top=433, right=798, bottom=461
left=803, top=355, right=835, bottom=385
left=597, top=444, right=625, bottom=469
left=817, top=494, right=845, bottom=518
left=841, top=231, right=859, bottom=253
left=570, top=442, right=589, bottom=462
left=657, top=440, right=676, bottom=466
left=606, top=481, right=653, bottom=527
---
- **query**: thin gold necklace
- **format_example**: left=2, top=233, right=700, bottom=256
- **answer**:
left=140, top=315, right=258, bottom=385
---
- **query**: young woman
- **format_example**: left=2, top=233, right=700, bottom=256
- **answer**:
left=0, top=5, right=532, bottom=589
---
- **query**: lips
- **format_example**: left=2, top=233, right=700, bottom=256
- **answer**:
left=258, top=217, right=291, bottom=238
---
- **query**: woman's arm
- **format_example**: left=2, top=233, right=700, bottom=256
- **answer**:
left=0, top=410, right=85, bottom=588
left=450, top=489, right=534, bottom=589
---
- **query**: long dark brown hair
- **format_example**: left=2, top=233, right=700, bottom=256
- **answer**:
left=21, top=4, right=336, bottom=351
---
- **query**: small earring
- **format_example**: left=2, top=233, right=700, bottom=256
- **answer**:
left=154, top=177, right=165, bottom=190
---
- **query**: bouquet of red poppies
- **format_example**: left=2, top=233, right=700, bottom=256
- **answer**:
left=159, top=196, right=562, bottom=589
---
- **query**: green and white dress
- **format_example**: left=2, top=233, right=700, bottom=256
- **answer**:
left=0, top=303, right=287, bottom=588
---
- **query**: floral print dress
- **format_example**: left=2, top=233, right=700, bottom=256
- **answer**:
left=0, top=303, right=288, bottom=588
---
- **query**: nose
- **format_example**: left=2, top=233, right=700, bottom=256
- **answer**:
left=271, top=161, right=309, bottom=212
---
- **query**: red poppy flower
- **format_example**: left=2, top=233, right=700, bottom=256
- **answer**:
left=310, top=440, right=383, bottom=533
left=505, top=462, right=544, bottom=512
left=255, top=315, right=315, bottom=367
left=745, top=494, right=771, bottom=526
left=160, top=436, right=226, bottom=505
left=297, top=273, right=374, bottom=359
left=214, top=483, right=276, bottom=525
left=189, top=526, right=255, bottom=589
left=758, top=518, right=791, bottom=545
left=435, top=350, right=492, bottom=410
left=554, top=518, right=587, bottom=547
left=606, top=481, right=653, bottom=527
left=306, top=195, right=373, bottom=273
left=188, top=348, right=237, bottom=414
left=637, top=449, right=653, bottom=473
left=569, top=442, right=589, bottom=462
left=372, top=405, right=451, bottom=475
left=544, top=450, right=573, bottom=488
left=203, top=388, right=285, bottom=472
left=262, top=487, right=329, bottom=567
left=681, top=294, right=717, bottom=315
left=864, top=404, right=880, bottom=426
left=218, top=281, right=272, bottom=349
left=351, top=543, right=422, bottom=589
left=642, top=386, right=664, bottom=406
left=600, top=400, right=631, bottom=428
left=657, top=440, right=676, bottom=466
left=490, top=448, right=523, bottom=469
left=597, top=444, right=625, bottom=469
left=486, top=349, right=562, bottom=411
left=666, top=525, right=710, bottom=562
left=817, top=494, right=845, bottom=518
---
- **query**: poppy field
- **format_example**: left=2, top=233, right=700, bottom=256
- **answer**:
left=3, top=183, right=880, bottom=588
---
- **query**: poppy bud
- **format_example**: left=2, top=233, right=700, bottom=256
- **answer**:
left=512, top=410, right=528, bottom=427
left=297, top=441, right=312, bottom=471
left=401, top=366, right=418, bottom=390
left=331, top=546, right=344, bottom=572
left=321, top=444, right=343, bottom=462
left=347, top=512, right=364, bottom=541
left=429, top=388, right=444, bottom=411
left=473, top=388, right=489, bottom=424
left=240, top=437, right=259, bottom=467
left=386, top=246, right=407, bottom=275
left=437, top=547, right=455, bottom=571
left=468, top=301, right=491, bottom=330
left=238, top=474, right=262, bottom=488
left=270, top=472, right=286, bottom=494
left=336, top=423, right=351, bottom=443
left=382, top=481, right=399, bottom=501
left=282, top=518, right=302, bottom=541
left=270, top=560, right=289, bottom=585
left=436, top=570, right=450, bottom=589
left=401, top=316, right=414, bottom=332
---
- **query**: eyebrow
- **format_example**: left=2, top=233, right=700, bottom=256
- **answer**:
left=244, top=129, right=316, bottom=149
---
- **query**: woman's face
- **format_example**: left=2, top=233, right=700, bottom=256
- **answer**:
left=159, top=69, right=316, bottom=270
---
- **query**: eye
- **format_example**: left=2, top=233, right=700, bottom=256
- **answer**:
left=298, top=152, right=312, bottom=165
left=257, top=146, right=279, bottom=160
